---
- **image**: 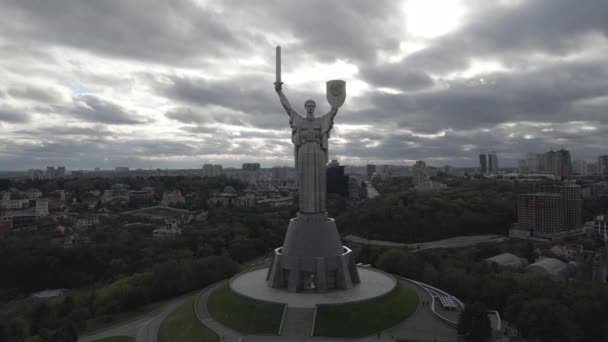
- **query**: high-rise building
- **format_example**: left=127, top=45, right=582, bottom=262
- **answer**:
left=543, top=150, right=556, bottom=175
left=517, top=193, right=564, bottom=237
left=561, top=185, right=582, bottom=229
left=535, top=153, right=545, bottom=173
left=271, top=166, right=294, bottom=181
left=57, top=166, right=66, bottom=177
left=242, top=163, right=261, bottom=171
left=413, top=161, right=429, bottom=184
left=540, top=184, right=583, bottom=230
left=488, top=152, right=499, bottom=174
left=555, top=149, right=572, bottom=179
left=366, top=164, right=376, bottom=180
left=326, top=160, right=348, bottom=196
left=479, top=154, right=487, bottom=174
left=598, top=155, right=608, bottom=177
left=115, top=166, right=129, bottom=173
left=587, top=162, right=599, bottom=176
left=46, top=166, right=56, bottom=179
left=526, top=153, right=539, bottom=173
left=517, top=160, right=528, bottom=174
left=572, top=160, right=588, bottom=176
left=202, top=164, right=223, bottom=177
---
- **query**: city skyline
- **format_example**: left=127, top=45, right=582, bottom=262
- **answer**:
left=1, top=0, right=607, bottom=170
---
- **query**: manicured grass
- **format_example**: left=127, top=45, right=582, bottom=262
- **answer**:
left=158, top=296, right=218, bottom=342
left=207, top=284, right=284, bottom=334
left=314, top=282, right=419, bottom=337
left=93, top=337, right=134, bottom=342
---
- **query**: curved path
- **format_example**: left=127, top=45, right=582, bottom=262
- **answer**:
left=78, top=292, right=193, bottom=342
left=196, top=276, right=458, bottom=342
left=79, top=273, right=459, bottom=342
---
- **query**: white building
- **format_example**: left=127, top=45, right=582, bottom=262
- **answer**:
left=161, top=190, right=186, bottom=207
left=257, top=196, right=294, bottom=207
left=412, top=161, right=429, bottom=184
left=35, top=199, right=49, bottom=217
left=75, top=216, right=99, bottom=231
left=202, top=164, right=223, bottom=177
left=153, top=227, right=182, bottom=239
left=414, top=180, right=448, bottom=191
left=24, top=188, right=42, bottom=200
left=484, top=253, right=527, bottom=268
left=0, top=198, right=30, bottom=209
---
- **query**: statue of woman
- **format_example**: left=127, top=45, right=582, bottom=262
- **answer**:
left=275, top=82, right=339, bottom=213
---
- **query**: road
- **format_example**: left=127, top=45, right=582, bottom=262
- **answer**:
left=78, top=276, right=459, bottom=342
left=78, top=293, right=193, bottom=342
left=364, top=181, right=379, bottom=199
left=345, top=234, right=507, bottom=251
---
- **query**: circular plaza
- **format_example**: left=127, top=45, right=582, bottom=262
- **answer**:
left=229, top=266, right=396, bottom=308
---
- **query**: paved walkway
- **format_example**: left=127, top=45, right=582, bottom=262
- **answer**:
left=197, top=277, right=459, bottom=342
left=78, top=292, right=193, bottom=342
left=230, top=267, right=396, bottom=308
left=194, top=280, right=241, bottom=342
left=79, top=274, right=459, bottom=342
left=281, top=307, right=314, bottom=337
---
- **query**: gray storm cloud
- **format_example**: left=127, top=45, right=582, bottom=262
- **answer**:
left=0, top=0, right=606, bottom=169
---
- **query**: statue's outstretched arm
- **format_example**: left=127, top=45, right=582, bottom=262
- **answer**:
left=324, top=106, right=339, bottom=122
left=275, top=83, right=301, bottom=119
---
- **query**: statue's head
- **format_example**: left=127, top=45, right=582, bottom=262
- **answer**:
left=304, top=99, right=316, bottom=117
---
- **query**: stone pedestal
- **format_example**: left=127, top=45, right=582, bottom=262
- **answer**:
left=266, top=212, right=360, bottom=292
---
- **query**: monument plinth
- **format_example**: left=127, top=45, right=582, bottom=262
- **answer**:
left=266, top=46, right=360, bottom=292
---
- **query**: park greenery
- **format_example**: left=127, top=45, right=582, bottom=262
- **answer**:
left=313, top=282, right=419, bottom=337
left=344, top=176, right=606, bottom=242
left=340, top=177, right=523, bottom=242
left=157, top=296, right=218, bottom=342
left=0, top=176, right=276, bottom=341
left=1, top=174, right=607, bottom=341
left=457, top=302, right=492, bottom=342
left=207, top=284, right=284, bottom=335
left=356, top=244, right=608, bottom=342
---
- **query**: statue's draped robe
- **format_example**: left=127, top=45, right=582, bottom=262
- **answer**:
left=289, top=110, right=334, bottom=213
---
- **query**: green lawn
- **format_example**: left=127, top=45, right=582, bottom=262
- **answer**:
left=314, top=282, right=419, bottom=337
left=207, top=284, right=284, bottom=334
left=158, top=296, right=218, bottom=342
left=93, top=337, right=134, bottom=342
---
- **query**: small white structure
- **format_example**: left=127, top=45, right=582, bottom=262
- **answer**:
left=0, top=192, right=30, bottom=209
left=35, top=198, right=49, bottom=217
left=153, top=227, right=182, bottom=239
left=484, top=253, right=527, bottom=268
left=414, top=180, right=448, bottom=191
left=257, top=196, right=294, bottom=207
left=161, top=190, right=186, bottom=207
left=439, top=296, right=458, bottom=311
left=30, top=289, right=69, bottom=299
left=527, top=258, right=575, bottom=278
left=24, top=188, right=43, bottom=200
left=75, top=216, right=99, bottom=231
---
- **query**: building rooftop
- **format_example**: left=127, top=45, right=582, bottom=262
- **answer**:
left=526, top=258, right=572, bottom=277
left=484, top=253, right=527, bottom=268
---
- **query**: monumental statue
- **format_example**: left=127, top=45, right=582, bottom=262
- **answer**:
left=275, top=74, right=344, bottom=213
left=266, top=46, right=360, bottom=292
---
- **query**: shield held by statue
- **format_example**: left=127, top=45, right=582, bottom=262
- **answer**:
left=326, top=80, right=346, bottom=108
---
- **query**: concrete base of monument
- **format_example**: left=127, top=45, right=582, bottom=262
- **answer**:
left=230, top=266, right=396, bottom=308
left=266, top=212, right=361, bottom=292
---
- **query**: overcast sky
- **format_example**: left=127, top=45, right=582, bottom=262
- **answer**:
left=1, top=0, right=607, bottom=170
